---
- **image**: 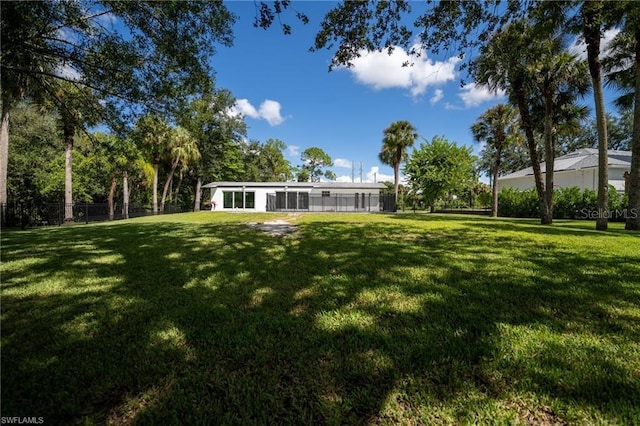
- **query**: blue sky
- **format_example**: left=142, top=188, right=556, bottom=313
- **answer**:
left=210, top=2, right=507, bottom=183
left=209, top=2, right=620, bottom=183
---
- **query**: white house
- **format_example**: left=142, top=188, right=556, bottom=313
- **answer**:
left=202, top=181, right=390, bottom=212
left=498, top=148, right=632, bottom=193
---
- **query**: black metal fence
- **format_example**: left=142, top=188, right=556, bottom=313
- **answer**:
left=1, top=202, right=185, bottom=229
left=265, top=193, right=396, bottom=213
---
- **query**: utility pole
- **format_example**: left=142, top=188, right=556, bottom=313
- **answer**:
left=351, top=161, right=354, bottom=183
left=359, top=162, right=363, bottom=183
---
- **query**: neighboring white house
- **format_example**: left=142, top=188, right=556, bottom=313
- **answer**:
left=497, top=148, right=632, bottom=193
left=202, top=181, right=389, bottom=212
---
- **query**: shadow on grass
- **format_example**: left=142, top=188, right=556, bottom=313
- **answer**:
left=1, top=217, right=639, bottom=423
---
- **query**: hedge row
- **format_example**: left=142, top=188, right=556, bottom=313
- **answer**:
left=498, top=186, right=629, bottom=220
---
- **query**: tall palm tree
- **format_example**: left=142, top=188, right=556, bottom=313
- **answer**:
left=603, top=12, right=640, bottom=230
left=134, top=115, right=170, bottom=214
left=45, top=82, right=102, bottom=222
left=379, top=120, right=418, bottom=207
left=471, top=104, right=520, bottom=217
left=475, top=21, right=552, bottom=224
left=160, top=126, right=200, bottom=213
left=580, top=1, right=613, bottom=230
left=531, top=46, right=590, bottom=220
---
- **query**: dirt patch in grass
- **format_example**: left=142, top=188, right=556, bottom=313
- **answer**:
left=246, top=219, right=299, bottom=237
left=505, top=401, right=566, bottom=426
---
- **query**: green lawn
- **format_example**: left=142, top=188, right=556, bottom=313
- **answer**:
left=2, top=213, right=639, bottom=424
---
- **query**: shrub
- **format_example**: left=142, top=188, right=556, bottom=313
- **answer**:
left=499, top=186, right=628, bottom=221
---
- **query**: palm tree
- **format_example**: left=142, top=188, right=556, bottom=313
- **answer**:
left=379, top=120, right=418, bottom=208
left=580, top=1, right=614, bottom=230
left=603, top=12, right=640, bottom=230
left=134, top=115, right=170, bottom=214
left=475, top=21, right=553, bottom=224
left=471, top=104, right=520, bottom=217
left=531, top=46, right=590, bottom=220
left=160, top=127, right=200, bottom=213
left=46, top=82, right=102, bottom=222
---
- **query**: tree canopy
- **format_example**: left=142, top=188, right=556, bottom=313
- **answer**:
left=299, top=147, right=336, bottom=182
left=404, top=136, right=477, bottom=211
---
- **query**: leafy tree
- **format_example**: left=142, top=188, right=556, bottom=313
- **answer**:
left=471, top=104, right=520, bottom=217
left=560, top=113, right=632, bottom=153
left=578, top=1, right=615, bottom=230
left=45, top=82, right=103, bottom=221
left=299, top=147, right=336, bottom=182
left=132, top=115, right=170, bottom=214
left=378, top=120, right=418, bottom=207
left=95, top=133, right=140, bottom=220
left=178, top=89, right=247, bottom=211
left=0, top=1, right=236, bottom=206
left=531, top=33, right=590, bottom=222
left=475, top=21, right=552, bottom=224
left=160, top=127, right=200, bottom=213
left=258, top=139, right=294, bottom=182
left=404, top=136, right=477, bottom=212
left=242, top=138, right=294, bottom=182
left=604, top=3, right=640, bottom=230
left=6, top=102, right=60, bottom=205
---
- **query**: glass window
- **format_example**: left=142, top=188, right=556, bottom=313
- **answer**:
left=298, top=192, right=309, bottom=210
left=322, top=191, right=330, bottom=197
left=245, top=192, right=255, bottom=209
left=223, top=191, right=233, bottom=209
left=287, top=192, right=298, bottom=210
left=234, top=191, right=244, bottom=208
left=276, top=192, right=286, bottom=209
left=355, top=193, right=359, bottom=208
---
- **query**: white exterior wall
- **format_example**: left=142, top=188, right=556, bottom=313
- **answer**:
left=497, top=167, right=629, bottom=193
left=209, top=187, right=271, bottom=212
left=210, top=186, right=318, bottom=212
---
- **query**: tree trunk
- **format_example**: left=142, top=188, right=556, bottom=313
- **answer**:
left=64, top=125, right=75, bottom=223
left=515, top=86, right=551, bottom=224
left=123, top=171, right=129, bottom=219
left=543, top=87, right=555, bottom=223
left=160, top=159, right=179, bottom=213
left=0, top=103, right=10, bottom=211
left=173, top=171, right=184, bottom=206
left=152, top=152, right=159, bottom=214
left=194, top=176, right=202, bottom=212
left=491, top=150, right=500, bottom=218
left=108, top=176, right=117, bottom=220
left=583, top=1, right=608, bottom=231
left=626, top=26, right=640, bottom=230
left=393, top=162, right=399, bottom=211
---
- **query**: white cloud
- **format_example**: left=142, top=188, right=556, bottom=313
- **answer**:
left=286, top=145, right=300, bottom=157
left=458, top=83, right=505, bottom=108
left=367, top=166, right=395, bottom=184
left=55, top=64, right=82, bottom=81
left=231, top=98, right=285, bottom=126
left=259, top=99, right=284, bottom=125
left=335, top=166, right=395, bottom=184
left=334, top=158, right=353, bottom=169
left=430, top=89, right=444, bottom=105
left=233, top=99, right=260, bottom=119
left=335, top=175, right=353, bottom=183
left=345, top=44, right=460, bottom=97
left=569, top=28, right=620, bottom=61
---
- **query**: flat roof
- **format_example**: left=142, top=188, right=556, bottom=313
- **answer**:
left=202, top=181, right=387, bottom=189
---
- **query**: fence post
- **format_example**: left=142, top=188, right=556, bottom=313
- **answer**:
left=85, top=202, right=89, bottom=224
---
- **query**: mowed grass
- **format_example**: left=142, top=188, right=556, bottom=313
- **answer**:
left=1, top=212, right=639, bottom=424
